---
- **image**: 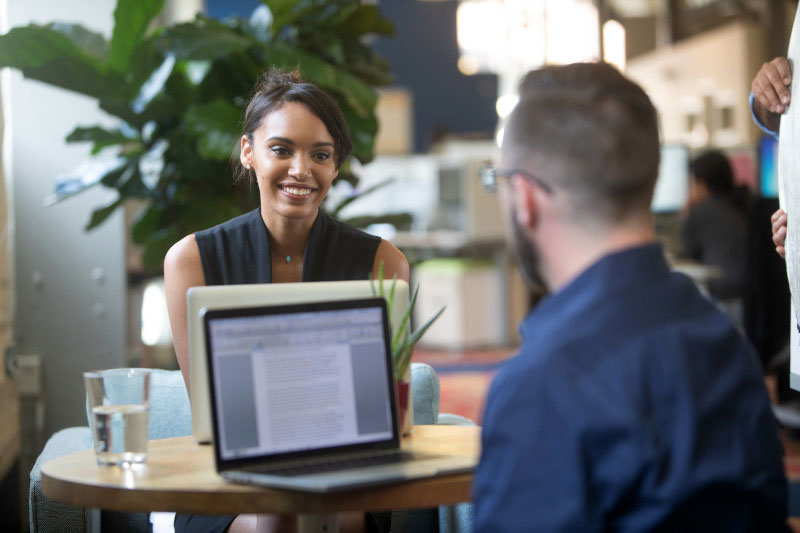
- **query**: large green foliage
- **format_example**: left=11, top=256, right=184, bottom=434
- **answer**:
left=0, top=0, right=400, bottom=271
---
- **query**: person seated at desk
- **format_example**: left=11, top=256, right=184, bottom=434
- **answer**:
left=164, top=69, right=409, bottom=533
left=680, top=150, right=749, bottom=321
left=472, top=62, right=788, bottom=531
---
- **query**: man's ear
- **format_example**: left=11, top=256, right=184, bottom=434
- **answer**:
left=240, top=135, right=252, bottom=167
left=511, top=174, right=538, bottom=230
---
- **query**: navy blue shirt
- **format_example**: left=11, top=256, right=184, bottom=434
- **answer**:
left=473, top=243, right=788, bottom=532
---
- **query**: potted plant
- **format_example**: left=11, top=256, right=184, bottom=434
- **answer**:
left=372, top=263, right=445, bottom=434
left=0, top=0, right=408, bottom=273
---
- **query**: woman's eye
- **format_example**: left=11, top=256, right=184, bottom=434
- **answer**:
left=313, top=152, right=331, bottom=161
left=271, top=146, right=290, bottom=156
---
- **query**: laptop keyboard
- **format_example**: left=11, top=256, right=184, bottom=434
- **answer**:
left=251, top=451, right=419, bottom=477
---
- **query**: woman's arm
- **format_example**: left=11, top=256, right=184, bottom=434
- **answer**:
left=163, top=234, right=206, bottom=392
left=373, top=239, right=410, bottom=283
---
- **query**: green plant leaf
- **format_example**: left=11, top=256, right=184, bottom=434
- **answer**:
left=45, top=22, right=108, bottom=61
left=393, top=284, right=419, bottom=350
left=45, top=158, right=128, bottom=205
left=377, top=261, right=385, bottom=299
left=140, top=225, right=182, bottom=273
left=157, top=22, right=253, bottom=61
left=404, top=305, right=446, bottom=350
left=340, top=106, right=377, bottom=163
left=338, top=5, right=395, bottom=37
left=85, top=196, right=123, bottom=231
left=262, top=0, right=302, bottom=33
left=394, top=305, right=446, bottom=377
left=131, top=204, right=165, bottom=243
left=322, top=39, right=346, bottom=65
left=394, top=343, right=413, bottom=379
left=66, top=126, right=138, bottom=155
left=185, top=100, right=241, bottom=161
left=264, top=42, right=377, bottom=118
left=330, top=167, right=359, bottom=188
left=388, top=274, right=397, bottom=320
left=108, top=0, right=165, bottom=72
left=0, top=25, right=122, bottom=98
left=100, top=162, right=136, bottom=188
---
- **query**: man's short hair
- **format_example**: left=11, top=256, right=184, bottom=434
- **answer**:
left=690, top=150, right=734, bottom=195
left=503, top=62, right=660, bottom=223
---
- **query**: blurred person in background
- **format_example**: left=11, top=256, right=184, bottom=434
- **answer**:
left=680, top=150, right=750, bottom=323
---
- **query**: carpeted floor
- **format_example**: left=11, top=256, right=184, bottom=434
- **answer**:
left=412, top=347, right=514, bottom=424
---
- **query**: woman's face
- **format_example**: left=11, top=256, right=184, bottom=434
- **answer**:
left=241, top=101, right=338, bottom=223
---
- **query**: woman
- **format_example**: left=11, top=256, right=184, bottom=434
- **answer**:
left=164, top=70, right=409, bottom=533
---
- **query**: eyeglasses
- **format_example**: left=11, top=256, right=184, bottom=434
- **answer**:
left=479, top=166, right=554, bottom=195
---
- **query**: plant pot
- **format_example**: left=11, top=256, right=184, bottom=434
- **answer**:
left=396, top=378, right=413, bottom=436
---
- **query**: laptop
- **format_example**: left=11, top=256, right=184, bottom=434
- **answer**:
left=202, top=297, right=475, bottom=492
left=187, top=280, right=410, bottom=444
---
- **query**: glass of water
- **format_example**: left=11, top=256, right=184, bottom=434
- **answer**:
left=83, top=368, right=152, bottom=466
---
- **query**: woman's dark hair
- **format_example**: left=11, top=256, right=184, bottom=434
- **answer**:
left=689, top=150, right=734, bottom=195
left=234, top=69, right=352, bottom=186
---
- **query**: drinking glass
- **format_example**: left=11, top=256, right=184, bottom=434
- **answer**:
left=83, top=368, right=151, bottom=466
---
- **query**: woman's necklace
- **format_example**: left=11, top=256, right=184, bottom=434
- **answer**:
left=272, top=244, right=304, bottom=264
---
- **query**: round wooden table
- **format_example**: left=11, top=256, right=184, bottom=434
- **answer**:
left=42, top=424, right=480, bottom=532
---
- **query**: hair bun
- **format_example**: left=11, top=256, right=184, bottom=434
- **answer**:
left=254, top=68, right=304, bottom=95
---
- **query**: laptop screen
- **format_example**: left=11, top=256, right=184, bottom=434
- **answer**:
left=204, top=299, right=397, bottom=462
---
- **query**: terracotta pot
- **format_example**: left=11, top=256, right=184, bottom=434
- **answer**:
left=396, top=379, right=412, bottom=435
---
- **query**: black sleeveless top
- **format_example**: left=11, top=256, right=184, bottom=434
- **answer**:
left=194, top=207, right=381, bottom=285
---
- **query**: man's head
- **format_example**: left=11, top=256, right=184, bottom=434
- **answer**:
left=688, top=150, right=734, bottom=204
left=498, top=62, right=660, bottom=287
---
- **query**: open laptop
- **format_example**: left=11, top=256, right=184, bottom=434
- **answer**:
left=187, top=280, right=409, bottom=443
left=202, top=297, right=475, bottom=492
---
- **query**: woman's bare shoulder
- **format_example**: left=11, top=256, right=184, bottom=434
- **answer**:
left=373, top=239, right=409, bottom=283
left=164, top=234, right=204, bottom=283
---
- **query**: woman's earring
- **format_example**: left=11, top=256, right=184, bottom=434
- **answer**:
left=245, top=163, right=251, bottom=170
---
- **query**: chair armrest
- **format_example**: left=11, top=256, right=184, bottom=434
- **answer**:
left=437, top=413, right=477, bottom=426
left=29, top=427, right=93, bottom=533
left=411, top=363, right=440, bottom=425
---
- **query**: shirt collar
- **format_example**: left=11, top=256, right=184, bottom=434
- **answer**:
left=520, top=241, right=669, bottom=341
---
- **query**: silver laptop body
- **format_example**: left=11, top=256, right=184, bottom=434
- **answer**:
left=203, top=298, right=474, bottom=492
left=188, top=280, right=410, bottom=443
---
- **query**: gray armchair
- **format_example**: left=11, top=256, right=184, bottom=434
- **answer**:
left=30, top=363, right=474, bottom=532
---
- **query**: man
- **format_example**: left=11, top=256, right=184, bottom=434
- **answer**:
left=473, top=63, right=788, bottom=531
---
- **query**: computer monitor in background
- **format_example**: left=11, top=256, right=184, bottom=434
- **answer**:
left=651, top=144, right=689, bottom=213
left=759, top=135, right=779, bottom=199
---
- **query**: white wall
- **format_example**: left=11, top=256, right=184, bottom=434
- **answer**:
left=626, top=20, right=767, bottom=149
left=1, top=0, right=127, bottom=437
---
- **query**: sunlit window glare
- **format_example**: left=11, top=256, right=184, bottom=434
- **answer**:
left=456, top=0, right=507, bottom=55
left=546, top=0, right=599, bottom=65
left=603, top=19, right=626, bottom=71
left=496, top=94, right=519, bottom=118
left=456, top=0, right=601, bottom=75
left=496, top=126, right=505, bottom=148
left=141, top=279, right=172, bottom=346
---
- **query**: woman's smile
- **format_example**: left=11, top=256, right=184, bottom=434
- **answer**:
left=278, top=183, right=316, bottom=199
